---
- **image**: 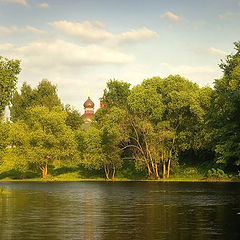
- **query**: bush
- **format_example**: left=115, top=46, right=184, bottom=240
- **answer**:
left=207, top=168, right=228, bottom=178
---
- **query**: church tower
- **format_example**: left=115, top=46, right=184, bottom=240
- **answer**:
left=81, top=97, right=95, bottom=122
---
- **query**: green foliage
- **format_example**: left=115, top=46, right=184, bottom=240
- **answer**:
left=0, top=56, right=21, bottom=115
left=65, top=104, right=84, bottom=130
left=125, top=75, right=211, bottom=179
left=115, top=160, right=145, bottom=179
left=10, top=79, right=62, bottom=122
left=80, top=127, right=106, bottom=170
left=0, top=121, right=10, bottom=160
left=207, top=168, right=228, bottom=179
left=208, top=41, right=240, bottom=170
left=103, top=79, right=131, bottom=108
left=1, top=106, right=78, bottom=178
left=76, top=100, right=130, bottom=179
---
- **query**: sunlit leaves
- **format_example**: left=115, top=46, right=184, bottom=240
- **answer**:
left=0, top=56, right=21, bottom=115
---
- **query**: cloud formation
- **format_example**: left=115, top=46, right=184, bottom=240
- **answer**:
left=161, top=63, right=216, bottom=75
left=0, top=25, right=46, bottom=36
left=160, top=62, right=221, bottom=86
left=49, top=20, right=158, bottom=44
left=208, top=47, right=227, bottom=56
left=0, top=0, right=27, bottom=6
left=219, top=11, right=233, bottom=20
left=160, top=11, right=180, bottom=21
left=0, top=39, right=135, bottom=70
left=38, top=2, right=49, bottom=8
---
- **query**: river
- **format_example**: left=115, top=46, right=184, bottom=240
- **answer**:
left=0, top=181, right=240, bottom=240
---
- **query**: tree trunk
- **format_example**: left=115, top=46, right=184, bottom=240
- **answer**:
left=155, top=163, right=160, bottom=179
left=42, top=162, right=48, bottom=179
left=146, top=161, right=152, bottom=177
left=167, top=135, right=176, bottom=178
left=146, top=142, right=155, bottom=176
left=167, top=158, right=171, bottom=178
left=162, top=153, right=166, bottom=179
left=112, top=166, right=116, bottom=180
left=104, top=165, right=110, bottom=180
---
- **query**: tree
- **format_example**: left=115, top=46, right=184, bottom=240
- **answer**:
left=65, top=104, right=84, bottom=130
left=0, top=56, right=21, bottom=116
left=209, top=41, right=240, bottom=170
left=127, top=75, right=210, bottom=179
left=10, top=79, right=62, bottom=122
left=0, top=121, right=31, bottom=174
left=2, top=106, right=78, bottom=178
left=103, top=79, right=131, bottom=108
left=97, top=106, right=129, bottom=179
left=10, top=82, right=34, bottom=122
left=77, top=106, right=129, bottom=180
left=76, top=127, right=106, bottom=176
left=78, top=79, right=131, bottom=179
left=0, top=121, right=10, bottom=163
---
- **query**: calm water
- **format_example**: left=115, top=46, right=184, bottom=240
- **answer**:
left=0, top=182, right=240, bottom=240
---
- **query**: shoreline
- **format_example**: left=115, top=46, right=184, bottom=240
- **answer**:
left=0, top=177, right=239, bottom=183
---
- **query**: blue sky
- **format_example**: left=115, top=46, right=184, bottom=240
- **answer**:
left=0, top=0, right=239, bottom=112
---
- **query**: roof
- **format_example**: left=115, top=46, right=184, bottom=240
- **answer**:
left=83, top=97, right=94, bottom=108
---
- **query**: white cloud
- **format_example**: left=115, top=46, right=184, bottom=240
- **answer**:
left=49, top=20, right=158, bottom=44
left=1, top=39, right=135, bottom=111
left=219, top=11, right=233, bottom=20
left=0, top=43, right=14, bottom=51
left=118, top=27, right=158, bottom=44
left=161, top=63, right=216, bottom=74
left=0, top=25, right=46, bottom=36
left=38, top=3, right=49, bottom=8
left=0, top=0, right=27, bottom=6
left=49, top=21, right=112, bottom=42
left=161, top=62, right=220, bottom=86
left=1, top=39, right=135, bottom=70
left=160, top=11, right=180, bottom=21
left=208, top=47, right=227, bottom=56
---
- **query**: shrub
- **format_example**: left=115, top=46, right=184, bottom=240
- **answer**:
left=207, top=168, right=228, bottom=178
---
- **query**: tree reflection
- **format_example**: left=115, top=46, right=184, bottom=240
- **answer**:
left=0, top=182, right=240, bottom=240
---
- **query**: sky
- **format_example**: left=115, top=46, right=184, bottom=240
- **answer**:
left=0, top=0, right=239, bottom=113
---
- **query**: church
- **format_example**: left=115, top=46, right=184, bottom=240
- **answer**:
left=81, top=96, right=95, bottom=123
left=81, top=91, right=104, bottom=123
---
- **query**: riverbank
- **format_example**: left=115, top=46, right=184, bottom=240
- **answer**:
left=0, top=163, right=239, bottom=183
left=0, top=176, right=239, bottom=183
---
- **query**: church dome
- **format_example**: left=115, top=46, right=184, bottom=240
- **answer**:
left=84, top=97, right=94, bottom=108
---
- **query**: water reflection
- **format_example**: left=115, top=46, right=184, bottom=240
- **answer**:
left=0, top=182, right=240, bottom=240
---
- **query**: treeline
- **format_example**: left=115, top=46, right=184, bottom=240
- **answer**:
left=0, top=41, right=240, bottom=180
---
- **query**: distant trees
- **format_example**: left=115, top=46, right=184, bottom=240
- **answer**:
left=0, top=56, right=21, bottom=116
left=10, top=79, right=62, bottom=122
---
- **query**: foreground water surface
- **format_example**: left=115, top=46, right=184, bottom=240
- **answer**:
left=0, top=181, right=240, bottom=240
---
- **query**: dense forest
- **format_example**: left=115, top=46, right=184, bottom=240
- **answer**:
left=0, top=41, right=240, bottom=181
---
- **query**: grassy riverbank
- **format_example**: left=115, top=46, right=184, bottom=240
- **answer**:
left=0, top=176, right=239, bottom=183
left=0, top=163, right=239, bottom=183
